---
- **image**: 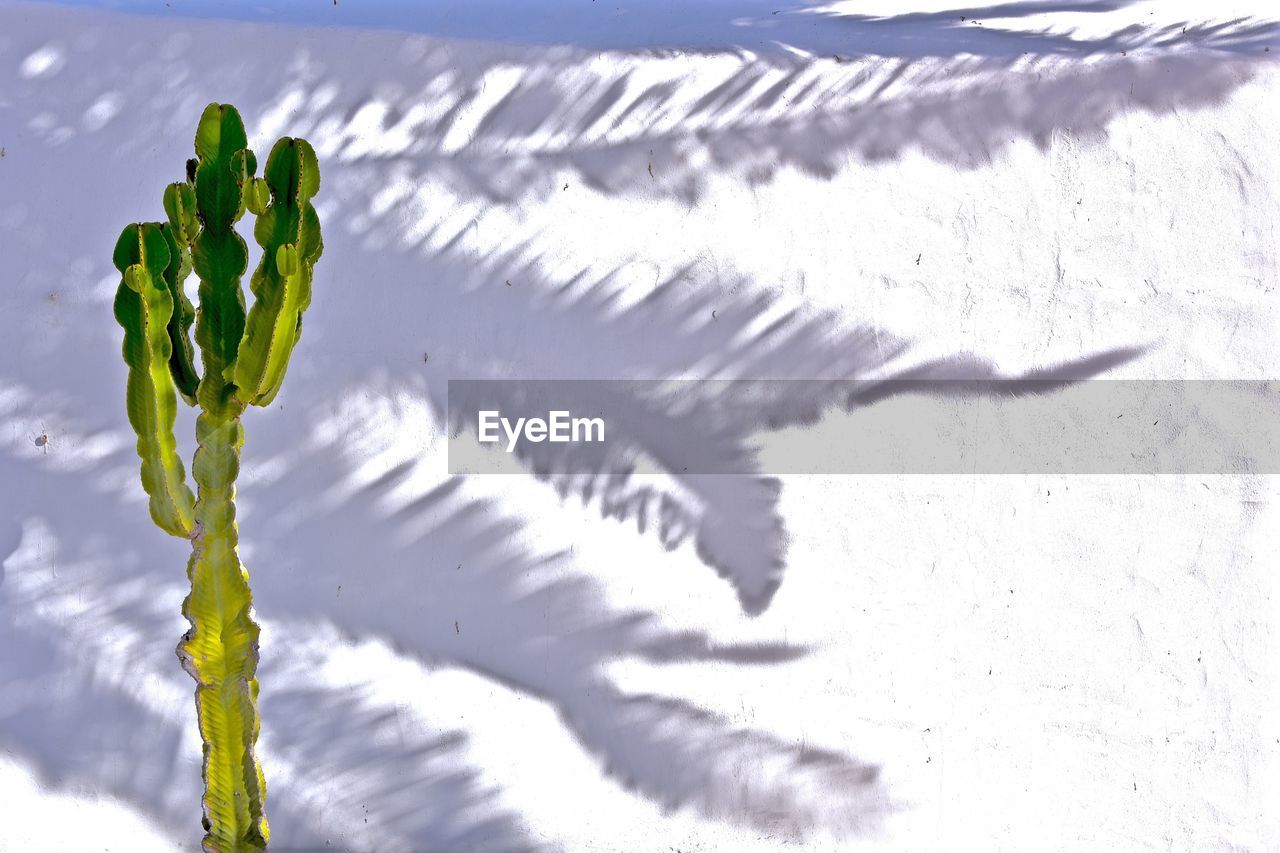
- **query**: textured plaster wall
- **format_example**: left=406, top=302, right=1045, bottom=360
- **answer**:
left=0, top=2, right=1276, bottom=850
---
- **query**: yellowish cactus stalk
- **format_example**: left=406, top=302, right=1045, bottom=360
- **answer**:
left=113, top=103, right=322, bottom=851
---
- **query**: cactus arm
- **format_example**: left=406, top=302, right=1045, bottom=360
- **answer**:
left=190, top=104, right=252, bottom=418
left=178, top=413, right=269, bottom=851
left=159, top=227, right=201, bottom=405
left=162, top=181, right=202, bottom=404
left=112, top=223, right=197, bottom=538
left=233, top=138, right=323, bottom=407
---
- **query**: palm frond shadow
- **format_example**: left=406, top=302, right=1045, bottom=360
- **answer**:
left=249, top=443, right=891, bottom=841
left=261, top=12, right=1277, bottom=202
left=0, top=431, right=538, bottom=851
left=0, top=386, right=888, bottom=847
left=293, top=206, right=1143, bottom=611
left=440, top=341, right=1145, bottom=612
left=0, top=3, right=1206, bottom=845
left=4, top=3, right=1275, bottom=211
left=804, top=3, right=1279, bottom=58
left=57, top=0, right=1275, bottom=58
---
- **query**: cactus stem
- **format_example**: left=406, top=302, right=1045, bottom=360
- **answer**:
left=177, top=411, right=269, bottom=852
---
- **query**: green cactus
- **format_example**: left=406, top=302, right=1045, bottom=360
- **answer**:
left=112, top=103, right=323, bottom=852
left=234, top=137, right=323, bottom=406
left=160, top=182, right=202, bottom=405
left=112, top=223, right=197, bottom=538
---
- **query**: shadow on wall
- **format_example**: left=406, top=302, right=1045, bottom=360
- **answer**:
left=0, top=1, right=1268, bottom=849
left=32, top=0, right=1280, bottom=56
left=0, top=389, right=881, bottom=850
left=5, top=1, right=1278, bottom=205
left=195, top=13, right=1280, bottom=200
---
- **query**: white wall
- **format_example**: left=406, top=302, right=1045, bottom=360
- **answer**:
left=0, top=2, right=1277, bottom=850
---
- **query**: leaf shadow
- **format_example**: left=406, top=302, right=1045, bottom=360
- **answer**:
left=0, top=1, right=1234, bottom=847
left=0, top=383, right=889, bottom=849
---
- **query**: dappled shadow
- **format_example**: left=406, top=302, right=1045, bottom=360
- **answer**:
left=0, top=0, right=1219, bottom=848
left=32, top=0, right=1279, bottom=57
left=0, top=377, right=885, bottom=849
left=251, top=429, right=889, bottom=839
left=3, top=1, right=1275, bottom=208
left=0, top=383, right=542, bottom=850
left=807, top=3, right=1279, bottom=58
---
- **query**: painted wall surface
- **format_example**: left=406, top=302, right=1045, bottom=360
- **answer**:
left=0, top=2, right=1276, bottom=850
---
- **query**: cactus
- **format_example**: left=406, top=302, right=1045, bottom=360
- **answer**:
left=113, top=103, right=322, bottom=852
left=112, top=223, right=198, bottom=538
left=234, top=137, right=322, bottom=406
